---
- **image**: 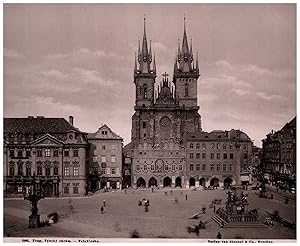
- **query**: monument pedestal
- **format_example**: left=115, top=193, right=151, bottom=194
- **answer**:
left=29, top=214, right=40, bottom=229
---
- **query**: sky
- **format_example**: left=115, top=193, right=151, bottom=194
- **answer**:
left=4, top=4, right=296, bottom=147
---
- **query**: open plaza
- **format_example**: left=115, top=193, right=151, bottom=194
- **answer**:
left=4, top=183, right=296, bottom=240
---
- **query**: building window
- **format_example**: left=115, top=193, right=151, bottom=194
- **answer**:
left=9, top=166, right=14, bottom=176
left=230, top=153, right=234, bottom=159
left=202, top=164, right=206, bottom=171
left=37, top=166, right=42, bottom=176
left=93, top=155, right=97, bottom=162
left=53, top=149, right=59, bottom=157
left=210, top=153, right=214, bottom=160
left=210, top=164, right=215, bottom=171
left=211, top=143, right=214, bottom=149
left=53, top=166, right=58, bottom=175
left=18, top=186, right=23, bottom=193
left=73, top=148, right=79, bottom=157
left=244, top=153, right=248, bottom=159
left=202, top=153, right=206, bottom=159
left=185, top=83, right=188, bottom=97
left=9, top=149, right=15, bottom=157
left=172, top=164, right=175, bottom=171
left=45, top=166, right=51, bottom=176
left=196, top=143, right=200, bottom=149
left=64, top=149, right=69, bottom=157
left=202, top=144, right=206, bottom=150
left=111, top=156, right=116, bottom=163
left=101, top=144, right=105, bottom=150
left=64, top=166, right=70, bottom=176
left=217, top=143, right=220, bottom=149
left=179, top=164, right=183, bottom=171
left=17, top=149, right=23, bottom=158
left=190, top=153, right=194, bottom=159
left=64, top=186, right=69, bottom=194
left=229, top=164, right=233, bottom=171
left=229, top=144, right=233, bottom=150
left=111, top=144, right=115, bottom=150
left=223, top=165, right=227, bottom=171
left=164, top=165, right=168, bottom=171
left=190, top=143, right=194, bottom=149
left=102, top=130, right=108, bottom=135
left=190, top=164, right=194, bottom=171
left=143, top=85, right=147, bottom=99
left=143, top=165, right=147, bottom=171
left=223, top=153, right=228, bottom=159
left=26, top=149, right=31, bottom=157
left=73, top=187, right=79, bottom=194
left=45, top=149, right=51, bottom=157
left=217, top=164, right=220, bottom=171
left=196, top=164, right=200, bottom=171
left=217, top=153, right=220, bottom=159
left=142, top=122, right=146, bottom=129
left=151, top=164, right=154, bottom=171
left=101, top=168, right=106, bottom=174
left=196, top=153, right=200, bottom=159
left=37, top=149, right=43, bottom=157
left=101, top=156, right=106, bottom=163
left=223, top=144, right=227, bottom=149
left=73, top=166, right=79, bottom=176
left=136, top=165, right=140, bottom=171
left=17, top=163, right=23, bottom=176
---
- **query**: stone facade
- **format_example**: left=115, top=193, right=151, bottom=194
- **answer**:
left=262, top=117, right=296, bottom=189
left=185, top=130, right=253, bottom=188
left=130, top=19, right=201, bottom=188
left=4, top=116, right=89, bottom=197
left=87, top=125, right=123, bottom=191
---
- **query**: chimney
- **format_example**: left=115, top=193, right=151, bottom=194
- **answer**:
left=69, top=116, right=74, bottom=126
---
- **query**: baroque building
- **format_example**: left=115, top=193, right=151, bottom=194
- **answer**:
left=129, top=18, right=201, bottom=188
left=3, top=116, right=89, bottom=197
left=185, top=130, right=253, bottom=189
left=262, top=117, right=296, bottom=190
left=87, top=124, right=123, bottom=191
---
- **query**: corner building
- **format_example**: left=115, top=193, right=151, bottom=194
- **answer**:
left=130, top=19, right=201, bottom=188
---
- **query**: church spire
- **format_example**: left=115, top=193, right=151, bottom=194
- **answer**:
left=134, top=52, right=137, bottom=74
left=152, top=52, right=156, bottom=74
left=149, top=40, right=152, bottom=62
left=139, top=16, right=152, bottom=74
left=196, top=51, right=199, bottom=73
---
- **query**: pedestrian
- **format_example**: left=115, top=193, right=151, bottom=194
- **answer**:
left=103, top=200, right=106, bottom=207
left=186, top=194, right=188, bottom=201
left=217, top=232, right=222, bottom=239
left=100, top=206, right=104, bottom=214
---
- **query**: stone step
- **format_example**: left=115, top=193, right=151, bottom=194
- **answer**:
left=224, top=223, right=267, bottom=228
left=212, top=215, right=227, bottom=227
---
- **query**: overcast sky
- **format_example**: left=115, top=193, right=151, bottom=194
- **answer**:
left=4, top=4, right=296, bottom=147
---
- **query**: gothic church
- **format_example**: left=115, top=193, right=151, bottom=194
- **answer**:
left=130, top=18, right=202, bottom=188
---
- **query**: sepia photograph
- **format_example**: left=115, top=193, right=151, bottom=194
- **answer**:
left=3, top=3, right=296, bottom=242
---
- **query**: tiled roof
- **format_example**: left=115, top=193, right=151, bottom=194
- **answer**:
left=87, top=124, right=123, bottom=140
left=4, top=118, right=81, bottom=134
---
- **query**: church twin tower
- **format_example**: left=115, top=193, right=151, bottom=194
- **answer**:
left=130, top=18, right=202, bottom=188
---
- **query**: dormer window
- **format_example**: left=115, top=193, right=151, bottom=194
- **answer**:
left=102, top=130, right=108, bottom=135
left=185, top=83, right=188, bottom=97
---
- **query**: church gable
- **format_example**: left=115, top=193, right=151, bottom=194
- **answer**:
left=31, top=134, right=63, bottom=147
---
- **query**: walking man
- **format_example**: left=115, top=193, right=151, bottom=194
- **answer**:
left=103, top=200, right=106, bottom=207
left=186, top=194, right=188, bottom=201
left=100, top=206, right=104, bottom=214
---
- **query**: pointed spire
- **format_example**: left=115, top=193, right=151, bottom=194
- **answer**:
left=152, top=52, right=156, bottom=74
left=138, top=40, right=141, bottom=62
left=139, top=16, right=151, bottom=73
left=134, top=52, right=137, bottom=74
left=182, top=15, right=189, bottom=54
left=149, top=40, right=152, bottom=62
left=196, top=51, right=199, bottom=72
left=142, top=16, right=148, bottom=55
left=190, top=38, right=193, bottom=61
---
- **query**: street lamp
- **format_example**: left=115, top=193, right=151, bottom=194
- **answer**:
left=23, top=172, right=44, bottom=228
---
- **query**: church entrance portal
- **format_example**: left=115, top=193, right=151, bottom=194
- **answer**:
left=137, top=177, right=146, bottom=188
left=163, top=177, right=172, bottom=187
left=148, top=177, right=157, bottom=187
left=189, top=177, right=196, bottom=187
left=175, top=177, right=182, bottom=187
